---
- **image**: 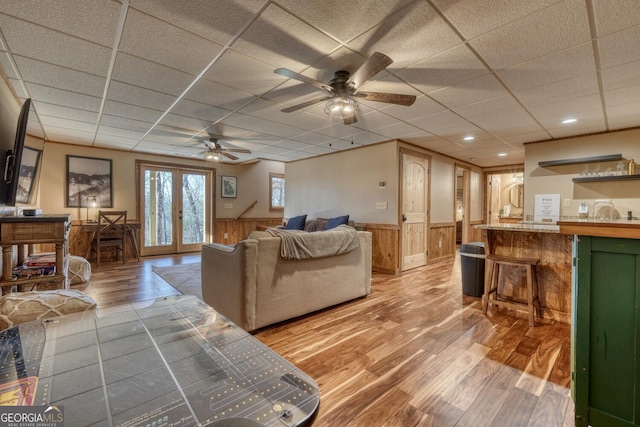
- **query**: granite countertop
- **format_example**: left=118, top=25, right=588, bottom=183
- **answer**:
left=474, top=222, right=560, bottom=233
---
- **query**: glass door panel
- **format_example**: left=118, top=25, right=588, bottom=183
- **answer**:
left=179, top=172, right=208, bottom=252
left=140, top=165, right=211, bottom=256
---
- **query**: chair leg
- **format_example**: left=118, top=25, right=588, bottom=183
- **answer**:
left=532, top=265, right=542, bottom=320
left=482, top=259, right=494, bottom=314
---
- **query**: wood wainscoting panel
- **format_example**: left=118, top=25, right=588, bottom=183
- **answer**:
left=429, top=222, right=456, bottom=262
left=214, top=218, right=283, bottom=244
left=358, top=223, right=399, bottom=275
left=483, top=229, right=572, bottom=322
left=469, top=220, right=484, bottom=243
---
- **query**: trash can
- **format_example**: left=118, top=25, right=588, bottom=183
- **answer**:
left=460, top=242, right=485, bottom=297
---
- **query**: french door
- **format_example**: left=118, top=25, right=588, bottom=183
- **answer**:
left=139, top=164, right=212, bottom=256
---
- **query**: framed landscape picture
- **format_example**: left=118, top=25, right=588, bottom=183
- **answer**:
left=221, top=175, right=237, bottom=198
left=66, top=155, right=113, bottom=208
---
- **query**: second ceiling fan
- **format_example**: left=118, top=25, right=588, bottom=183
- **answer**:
left=274, top=52, right=416, bottom=125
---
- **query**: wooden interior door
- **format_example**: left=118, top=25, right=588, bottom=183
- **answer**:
left=401, top=152, right=429, bottom=271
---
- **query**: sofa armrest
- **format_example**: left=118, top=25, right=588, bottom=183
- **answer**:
left=201, top=241, right=258, bottom=330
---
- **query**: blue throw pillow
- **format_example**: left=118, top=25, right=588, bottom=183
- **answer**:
left=325, top=215, right=349, bottom=230
left=285, top=214, right=307, bottom=230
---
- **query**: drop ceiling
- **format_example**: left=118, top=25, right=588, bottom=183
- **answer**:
left=0, top=0, right=639, bottom=167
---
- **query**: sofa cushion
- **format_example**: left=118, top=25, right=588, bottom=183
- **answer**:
left=326, top=215, right=350, bottom=230
left=285, top=214, right=307, bottom=230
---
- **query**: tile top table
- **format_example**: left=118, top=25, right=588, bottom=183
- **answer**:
left=0, top=295, right=319, bottom=426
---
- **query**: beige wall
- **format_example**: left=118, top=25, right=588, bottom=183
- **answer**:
left=525, top=128, right=640, bottom=219
left=35, top=142, right=285, bottom=222
left=285, top=142, right=399, bottom=223
left=285, top=140, right=484, bottom=225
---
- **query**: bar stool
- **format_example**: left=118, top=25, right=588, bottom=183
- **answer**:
left=482, top=253, right=542, bottom=326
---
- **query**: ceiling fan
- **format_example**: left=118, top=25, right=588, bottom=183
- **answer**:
left=274, top=52, right=416, bottom=125
left=199, top=137, right=251, bottom=161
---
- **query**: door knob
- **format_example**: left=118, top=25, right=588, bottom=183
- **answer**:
left=402, top=213, right=407, bottom=222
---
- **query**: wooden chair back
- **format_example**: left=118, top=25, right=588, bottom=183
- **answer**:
left=95, top=210, right=127, bottom=265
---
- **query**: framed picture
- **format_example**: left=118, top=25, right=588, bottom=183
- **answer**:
left=16, top=146, right=42, bottom=204
left=66, top=155, right=113, bottom=208
left=221, top=175, right=237, bottom=198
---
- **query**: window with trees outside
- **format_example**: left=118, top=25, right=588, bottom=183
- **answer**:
left=270, top=173, right=284, bottom=211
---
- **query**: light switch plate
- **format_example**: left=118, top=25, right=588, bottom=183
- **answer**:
left=224, top=203, right=233, bottom=209
left=376, top=201, right=388, bottom=209
left=563, top=199, right=571, bottom=207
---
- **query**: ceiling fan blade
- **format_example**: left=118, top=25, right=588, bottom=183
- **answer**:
left=356, top=91, right=416, bottom=106
left=222, top=148, right=251, bottom=154
left=274, top=68, right=334, bottom=93
left=347, top=52, right=393, bottom=88
left=221, top=151, right=239, bottom=161
left=281, top=96, right=332, bottom=113
left=343, top=114, right=358, bottom=125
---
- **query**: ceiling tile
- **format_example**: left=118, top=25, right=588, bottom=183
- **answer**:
left=25, top=82, right=102, bottom=111
left=432, top=0, right=561, bottom=39
left=497, top=42, right=596, bottom=92
left=347, top=1, right=462, bottom=69
left=0, top=0, right=122, bottom=46
left=0, top=14, right=112, bottom=77
left=593, top=0, right=640, bottom=37
left=429, top=74, right=510, bottom=109
left=380, top=95, right=446, bottom=121
left=598, top=26, right=640, bottom=69
left=15, top=56, right=106, bottom=97
left=35, top=102, right=99, bottom=123
left=230, top=4, right=339, bottom=71
left=470, top=0, right=591, bottom=71
left=601, top=59, right=640, bottom=91
left=184, top=79, right=256, bottom=112
left=103, top=100, right=163, bottom=123
left=516, top=73, right=600, bottom=108
left=129, top=0, right=263, bottom=45
left=171, top=99, right=231, bottom=123
left=106, top=81, right=176, bottom=111
left=396, top=44, right=490, bottom=94
left=119, top=8, right=224, bottom=75
left=201, top=50, right=282, bottom=96
left=111, top=52, right=194, bottom=96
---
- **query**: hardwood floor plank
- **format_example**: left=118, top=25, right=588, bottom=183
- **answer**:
left=78, top=251, right=574, bottom=426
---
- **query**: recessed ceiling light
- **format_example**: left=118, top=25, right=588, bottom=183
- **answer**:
left=498, top=153, right=507, bottom=157
left=562, top=118, right=578, bottom=124
left=463, top=136, right=474, bottom=141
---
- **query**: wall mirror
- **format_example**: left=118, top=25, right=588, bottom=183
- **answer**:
left=509, top=184, right=524, bottom=208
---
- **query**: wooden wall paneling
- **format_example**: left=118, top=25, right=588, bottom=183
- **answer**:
left=428, top=222, right=456, bottom=262
left=213, top=218, right=283, bottom=244
left=358, top=223, right=399, bottom=275
left=483, top=229, right=572, bottom=323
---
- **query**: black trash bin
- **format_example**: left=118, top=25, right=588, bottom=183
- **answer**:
left=460, top=242, right=485, bottom=297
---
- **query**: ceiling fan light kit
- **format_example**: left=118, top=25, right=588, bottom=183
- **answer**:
left=324, top=96, right=359, bottom=121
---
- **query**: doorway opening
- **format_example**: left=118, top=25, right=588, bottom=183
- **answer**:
left=485, top=171, right=524, bottom=224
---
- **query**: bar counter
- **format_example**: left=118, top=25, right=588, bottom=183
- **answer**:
left=475, top=223, right=572, bottom=323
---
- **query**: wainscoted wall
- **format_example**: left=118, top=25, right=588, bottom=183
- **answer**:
left=358, top=223, right=399, bottom=275
left=213, top=218, right=283, bottom=244
left=428, top=222, right=456, bottom=263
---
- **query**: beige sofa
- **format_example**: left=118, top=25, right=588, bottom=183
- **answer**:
left=201, top=227, right=372, bottom=331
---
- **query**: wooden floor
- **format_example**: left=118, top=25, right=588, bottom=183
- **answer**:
left=73, top=251, right=574, bottom=427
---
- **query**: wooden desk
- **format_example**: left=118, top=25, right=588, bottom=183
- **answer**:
left=71, top=221, right=141, bottom=263
left=0, top=214, right=71, bottom=293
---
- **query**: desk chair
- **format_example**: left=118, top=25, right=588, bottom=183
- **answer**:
left=92, top=210, right=127, bottom=266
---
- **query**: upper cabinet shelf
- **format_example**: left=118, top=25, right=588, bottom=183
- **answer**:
left=538, top=154, right=624, bottom=168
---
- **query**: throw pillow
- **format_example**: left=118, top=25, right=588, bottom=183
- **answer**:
left=285, top=214, right=307, bottom=230
left=0, top=290, right=97, bottom=331
left=326, top=215, right=349, bottom=230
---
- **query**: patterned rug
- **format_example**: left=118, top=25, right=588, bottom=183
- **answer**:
left=151, top=263, right=202, bottom=299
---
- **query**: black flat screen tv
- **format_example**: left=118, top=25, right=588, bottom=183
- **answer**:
left=3, top=98, right=30, bottom=206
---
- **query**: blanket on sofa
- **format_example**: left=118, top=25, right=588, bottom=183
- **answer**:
left=266, top=225, right=360, bottom=260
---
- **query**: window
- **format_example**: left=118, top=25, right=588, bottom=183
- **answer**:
left=270, top=173, right=285, bottom=211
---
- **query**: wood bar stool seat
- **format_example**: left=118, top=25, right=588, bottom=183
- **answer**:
left=482, top=253, right=542, bottom=326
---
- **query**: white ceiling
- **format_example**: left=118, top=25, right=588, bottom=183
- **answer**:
left=0, top=0, right=639, bottom=167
